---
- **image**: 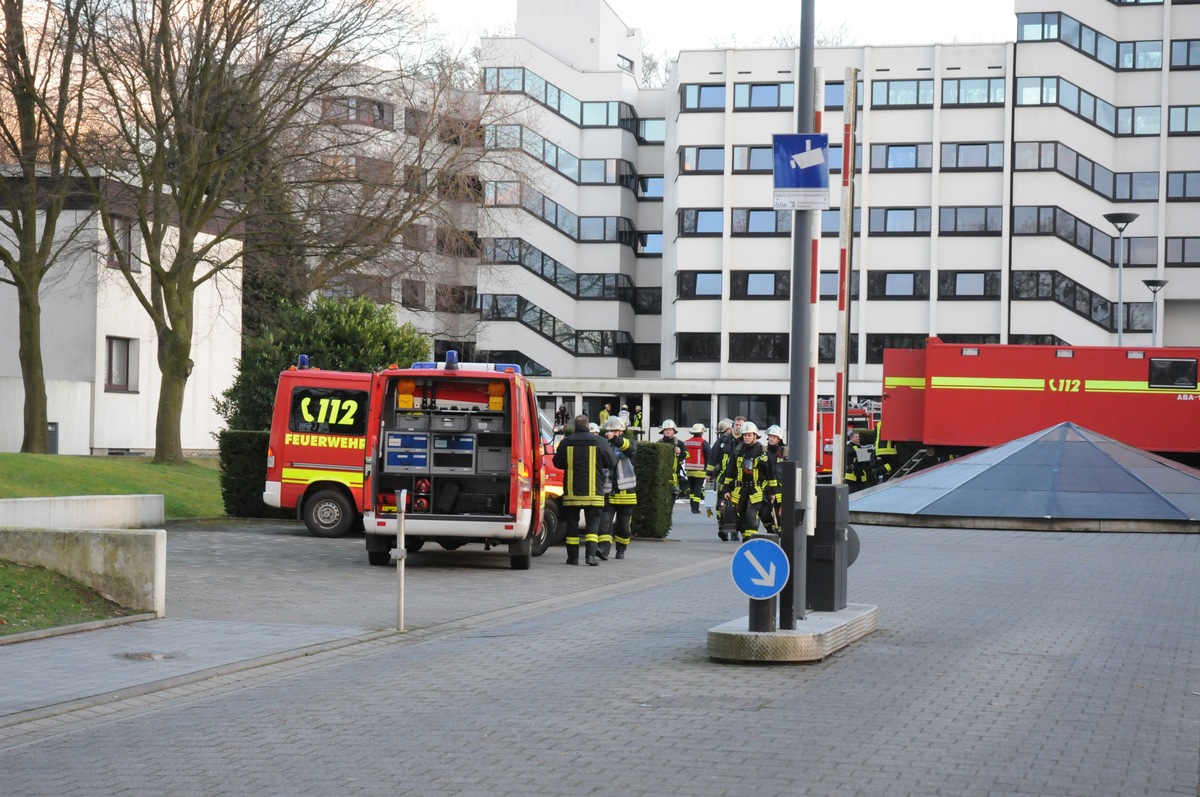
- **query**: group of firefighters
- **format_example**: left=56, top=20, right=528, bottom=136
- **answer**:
left=552, top=410, right=893, bottom=566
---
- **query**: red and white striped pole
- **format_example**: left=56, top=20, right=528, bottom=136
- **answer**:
left=832, top=68, right=859, bottom=484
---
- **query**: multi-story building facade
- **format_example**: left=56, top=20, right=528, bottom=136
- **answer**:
left=418, top=0, right=1200, bottom=435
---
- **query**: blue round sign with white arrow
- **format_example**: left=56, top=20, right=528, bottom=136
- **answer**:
left=730, top=538, right=790, bottom=600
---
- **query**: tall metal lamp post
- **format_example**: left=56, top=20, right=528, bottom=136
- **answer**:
left=1142, top=278, right=1169, bottom=347
left=1103, top=211, right=1139, bottom=346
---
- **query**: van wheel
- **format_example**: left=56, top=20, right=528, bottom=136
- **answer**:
left=405, top=538, right=425, bottom=554
left=509, top=535, right=532, bottom=570
left=531, top=507, right=558, bottom=557
left=303, top=489, right=355, bottom=537
left=367, top=550, right=392, bottom=566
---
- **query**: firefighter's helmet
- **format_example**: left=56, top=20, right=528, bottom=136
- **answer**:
left=741, top=422, right=759, bottom=438
left=766, top=424, right=785, bottom=443
left=588, top=422, right=601, bottom=434
left=717, top=418, right=733, bottom=433
left=661, top=420, right=677, bottom=431
left=603, top=416, right=625, bottom=431
left=690, top=422, right=706, bottom=434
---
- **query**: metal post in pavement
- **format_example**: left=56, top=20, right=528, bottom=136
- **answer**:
left=396, top=489, right=407, bottom=632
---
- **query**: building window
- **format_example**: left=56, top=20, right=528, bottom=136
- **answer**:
left=868, top=207, right=931, bottom=235
left=676, top=332, right=720, bottom=362
left=938, top=271, right=1001, bottom=298
left=939, top=206, right=1003, bottom=235
left=941, top=78, right=1005, bottom=105
left=869, top=143, right=932, bottom=171
left=732, top=145, right=774, bottom=173
left=731, top=209, right=791, bottom=236
left=1168, top=106, right=1200, bottom=134
left=870, top=79, right=934, bottom=108
left=323, top=274, right=392, bottom=304
left=821, top=208, right=862, bottom=237
left=1013, top=206, right=1157, bottom=266
left=1019, top=12, right=1163, bottom=71
left=638, top=118, right=666, bottom=143
left=1167, top=171, right=1200, bottom=200
left=731, top=271, right=790, bottom=299
left=1016, top=76, right=1160, bottom=136
left=401, top=279, right=425, bottom=310
left=681, top=84, right=726, bottom=110
left=1010, top=271, right=1150, bottom=332
left=827, top=142, right=862, bottom=173
left=818, top=270, right=859, bottom=299
left=679, top=209, right=724, bottom=236
left=733, top=82, right=794, bottom=110
left=1171, top=39, right=1200, bottom=68
left=1013, top=141, right=1157, bottom=200
left=867, top=271, right=930, bottom=299
left=729, top=333, right=788, bottom=362
left=941, top=142, right=1003, bottom=170
left=680, top=146, right=725, bottom=173
left=634, top=288, right=662, bottom=315
left=435, top=285, right=477, bottom=314
left=322, top=96, right=395, bottom=130
left=818, top=333, right=860, bottom=364
left=822, top=81, right=863, bottom=110
left=637, top=176, right=664, bottom=200
left=107, top=215, right=139, bottom=271
left=637, top=232, right=664, bottom=256
left=617, top=53, right=634, bottom=72
left=632, top=343, right=661, bottom=370
left=1166, top=237, right=1200, bottom=266
left=105, top=336, right=137, bottom=392
left=678, top=271, right=722, bottom=299
left=866, top=334, right=927, bottom=364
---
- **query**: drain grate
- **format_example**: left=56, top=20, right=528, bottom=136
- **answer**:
left=119, top=652, right=181, bottom=662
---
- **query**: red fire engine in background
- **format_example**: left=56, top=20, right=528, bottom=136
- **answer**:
left=814, top=398, right=878, bottom=480
left=881, top=338, right=1200, bottom=459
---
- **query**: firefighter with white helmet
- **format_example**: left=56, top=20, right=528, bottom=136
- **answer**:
left=764, top=425, right=788, bottom=509
left=718, top=421, right=779, bottom=541
left=597, top=415, right=636, bottom=560
left=683, top=422, right=711, bottom=514
left=658, top=420, right=686, bottom=498
left=708, top=418, right=738, bottom=540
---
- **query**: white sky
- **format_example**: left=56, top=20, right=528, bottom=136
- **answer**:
left=427, top=0, right=1017, bottom=54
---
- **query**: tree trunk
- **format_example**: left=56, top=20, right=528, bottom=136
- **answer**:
left=17, top=284, right=49, bottom=454
left=153, top=327, right=193, bottom=465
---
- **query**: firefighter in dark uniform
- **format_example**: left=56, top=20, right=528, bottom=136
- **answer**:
left=553, top=414, right=617, bottom=566
left=658, top=420, right=686, bottom=499
left=719, top=422, right=778, bottom=541
left=873, top=420, right=897, bottom=483
left=597, top=416, right=636, bottom=560
left=765, top=425, right=787, bottom=520
left=707, top=418, right=737, bottom=540
left=683, top=423, right=711, bottom=514
left=845, top=429, right=869, bottom=492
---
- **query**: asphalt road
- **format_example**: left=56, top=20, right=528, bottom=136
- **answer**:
left=1, top=506, right=1198, bottom=796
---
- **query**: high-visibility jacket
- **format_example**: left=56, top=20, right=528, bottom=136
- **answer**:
left=683, top=435, right=710, bottom=474
left=607, top=436, right=637, bottom=506
left=719, top=442, right=776, bottom=506
left=553, top=430, right=617, bottom=507
left=708, top=433, right=736, bottom=478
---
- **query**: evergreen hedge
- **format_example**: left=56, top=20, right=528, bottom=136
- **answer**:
left=631, top=442, right=675, bottom=539
left=218, top=430, right=289, bottom=519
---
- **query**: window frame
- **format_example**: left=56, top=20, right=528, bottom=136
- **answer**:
left=676, top=332, right=721, bottom=362
left=104, top=336, right=137, bottom=392
left=677, top=271, right=723, bottom=299
left=730, top=271, right=790, bottom=299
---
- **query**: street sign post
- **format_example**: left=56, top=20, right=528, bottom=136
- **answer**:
left=730, top=537, right=791, bottom=601
left=773, top=133, right=830, bottom=211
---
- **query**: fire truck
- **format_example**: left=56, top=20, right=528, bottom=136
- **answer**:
left=814, top=398, right=878, bottom=480
left=264, top=353, right=557, bottom=568
left=881, top=338, right=1200, bottom=459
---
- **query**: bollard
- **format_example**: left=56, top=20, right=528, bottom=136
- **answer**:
left=808, top=484, right=848, bottom=612
left=746, top=532, right=781, bottom=632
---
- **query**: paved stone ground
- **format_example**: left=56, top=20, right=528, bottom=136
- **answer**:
left=1, top=506, right=1198, bottom=796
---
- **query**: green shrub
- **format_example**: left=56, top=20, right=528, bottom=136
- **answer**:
left=218, top=430, right=289, bottom=519
left=631, top=442, right=674, bottom=539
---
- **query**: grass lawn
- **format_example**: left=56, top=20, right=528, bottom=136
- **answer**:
left=0, top=560, right=132, bottom=636
left=0, top=451, right=225, bottom=635
left=0, top=452, right=225, bottom=520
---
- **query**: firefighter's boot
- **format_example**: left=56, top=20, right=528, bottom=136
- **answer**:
left=565, top=545, right=579, bottom=565
left=585, top=541, right=599, bottom=567
left=615, top=543, right=626, bottom=559
left=596, top=541, right=610, bottom=560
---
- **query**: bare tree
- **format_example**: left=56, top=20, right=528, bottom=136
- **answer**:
left=66, top=0, right=429, bottom=463
left=0, top=0, right=92, bottom=453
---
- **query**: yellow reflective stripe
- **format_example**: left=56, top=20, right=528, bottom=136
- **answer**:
left=1086, top=380, right=1200, bottom=395
left=884, top=376, right=925, bottom=389
left=931, top=376, right=1044, bottom=391
left=281, top=467, right=363, bottom=489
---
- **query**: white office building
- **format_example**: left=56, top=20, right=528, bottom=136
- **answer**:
left=414, top=0, right=1200, bottom=433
